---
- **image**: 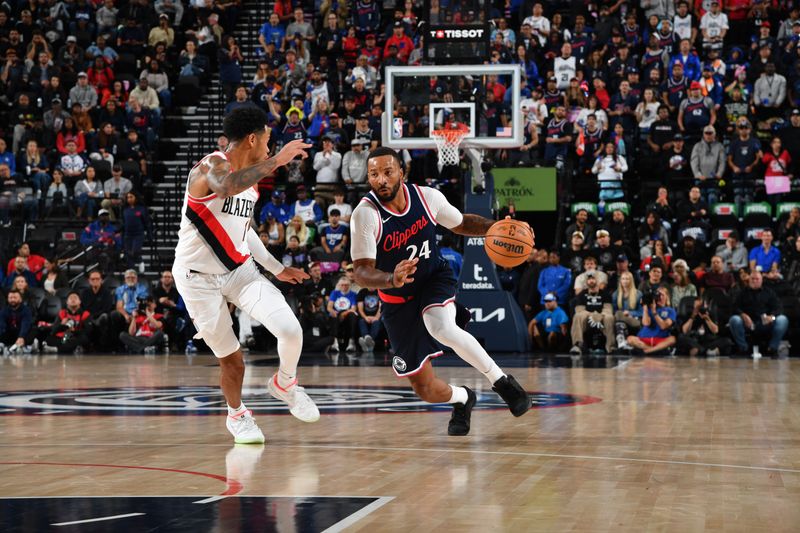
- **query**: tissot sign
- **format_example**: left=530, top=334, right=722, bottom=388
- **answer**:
left=429, top=27, right=486, bottom=40
left=427, top=24, right=489, bottom=42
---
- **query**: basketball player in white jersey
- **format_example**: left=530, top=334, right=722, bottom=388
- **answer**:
left=173, top=107, right=319, bottom=444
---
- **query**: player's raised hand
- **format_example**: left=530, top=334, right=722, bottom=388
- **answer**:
left=276, top=266, right=310, bottom=284
left=274, top=139, right=312, bottom=166
left=392, top=258, right=418, bottom=287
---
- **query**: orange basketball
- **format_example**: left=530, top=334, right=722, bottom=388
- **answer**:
left=484, top=219, right=534, bottom=268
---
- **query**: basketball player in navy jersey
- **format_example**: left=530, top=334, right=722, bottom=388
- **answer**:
left=350, top=147, right=533, bottom=435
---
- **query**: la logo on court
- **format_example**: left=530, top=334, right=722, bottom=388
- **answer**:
left=0, top=386, right=600, bottom=415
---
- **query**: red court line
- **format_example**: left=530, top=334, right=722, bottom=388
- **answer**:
left=0, top=461, right=243, bottom=496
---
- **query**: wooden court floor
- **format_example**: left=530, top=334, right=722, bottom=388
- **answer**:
left=0, top=353, right=799, bottom=532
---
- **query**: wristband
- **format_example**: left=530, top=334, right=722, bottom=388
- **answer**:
left=388, top=272, right=395, bottom=288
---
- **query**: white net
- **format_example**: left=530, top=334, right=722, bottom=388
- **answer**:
left=431, top=125, right=469, bottom=166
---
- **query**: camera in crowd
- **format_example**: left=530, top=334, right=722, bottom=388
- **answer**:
left=301, top=292, right=324, bottom=314
left=137, top=298, right=149, bottom=313
left=641, top=289, right=660, bottom=307
left=698, top=306, right=709, bottom=315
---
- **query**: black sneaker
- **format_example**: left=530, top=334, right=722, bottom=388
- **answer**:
left=492, top=374, right=531, bottom=417
left=448, top=387, right=477, bottom=436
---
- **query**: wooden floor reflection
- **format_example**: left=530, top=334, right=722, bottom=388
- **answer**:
left=0, top=353, right=798, bottom=532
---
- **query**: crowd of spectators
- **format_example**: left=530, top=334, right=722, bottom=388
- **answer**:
left=0, top=0, right=246, bottom=269
left=515, top=204, right=797, bottom=357
left=0, top=239, right=388, bottom=356
left=0, top=240, right=174, bottom=354
left=2, top=1, right=800, bottom=357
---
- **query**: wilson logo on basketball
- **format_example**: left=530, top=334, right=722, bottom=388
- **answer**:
left=383, top=216, right=429, bottom=252
left=490, top=238, right=525, bottom=255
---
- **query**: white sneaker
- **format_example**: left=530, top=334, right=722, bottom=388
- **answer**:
left=358, top=336, right=368, bottom=352
left=364, top=335, right=375, bottom=351
left=226, top=408, right=265, bottom=444
left=705, top=347, right=720, bottom=358
left=329, top=341, right=339, bottom=353
left=42, top=342, right=59, bottom=354
left=267, top=374, right=320, bottom=423
left=346, top=339, right=357, bottom=353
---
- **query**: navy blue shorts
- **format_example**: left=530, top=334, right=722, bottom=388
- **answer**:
left=380, top=269, right=457, bottom=377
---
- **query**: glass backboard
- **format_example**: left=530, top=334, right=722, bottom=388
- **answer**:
left=382, top=64, right=523, bottom=151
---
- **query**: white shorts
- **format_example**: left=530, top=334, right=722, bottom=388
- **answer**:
left=173, top=258, right=292, bottom=358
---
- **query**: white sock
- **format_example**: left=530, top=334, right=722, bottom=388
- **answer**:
left=227, top=403, right=245, bottom=416
left=448, top=385, right=469, bottom=404
left=483, top=363, right=506, bottom=385
left=423, top=304, right=507, bottom=385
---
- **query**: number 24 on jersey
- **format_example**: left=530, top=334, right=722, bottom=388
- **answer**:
left=406, top=240, right=431, bottom=261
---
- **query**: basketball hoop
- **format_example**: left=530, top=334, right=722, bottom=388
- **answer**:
left=431, top=122, right=470, bottom=166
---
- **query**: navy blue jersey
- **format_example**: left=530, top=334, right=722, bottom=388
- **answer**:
left=281, top=121, right=307, bottom=147
left=361, top=184, right=447, bottom=299
left=682, top=98, right=711, bottom=132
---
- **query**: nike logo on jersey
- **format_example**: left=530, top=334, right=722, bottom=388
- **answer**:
left=382, top=216, right=392, bottom=223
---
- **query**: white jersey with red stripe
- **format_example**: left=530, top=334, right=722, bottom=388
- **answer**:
left=174, top=151, right=259, bottom=275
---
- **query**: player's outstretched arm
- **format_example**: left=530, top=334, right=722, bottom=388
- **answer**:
left=353, top=258, right=418, bottom=290
left=451, top=215, right=535, bottom=246
left=202, top=140, right=312, bottom=199
left=420, top=187, right=493, bottom=237
left=246, top=227, right=285, bottom=275
left=246, top=227, right=309, bottom=284
left=450, top=214, right=495, bottom=236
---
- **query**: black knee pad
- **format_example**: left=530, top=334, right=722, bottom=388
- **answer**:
left=455, top=302, right=471, bottom=330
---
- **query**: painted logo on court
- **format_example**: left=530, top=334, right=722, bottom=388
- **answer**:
left=0, top=386, right=600, bottom=416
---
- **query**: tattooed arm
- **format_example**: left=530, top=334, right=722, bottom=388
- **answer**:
left=189, top=139, right=311, bottom=199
